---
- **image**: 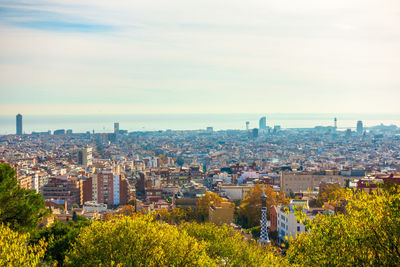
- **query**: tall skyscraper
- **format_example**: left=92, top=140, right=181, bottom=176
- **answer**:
left=16, top=114, right=22, bottom=135
left=246, top=121, right=250, bottom=131
left=77, top=146, right=93, bottom=166
left=357, top=120, right=363, bottom=134
left=114, top=122, right=119, bottom=134
left=259, top=116, right=267, bottom=130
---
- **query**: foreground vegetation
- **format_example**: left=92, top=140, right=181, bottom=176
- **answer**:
left=1, top=163, right=399, bottom=266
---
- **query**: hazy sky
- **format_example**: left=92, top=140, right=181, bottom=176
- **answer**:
left=0, top=0, right=399, bottom=115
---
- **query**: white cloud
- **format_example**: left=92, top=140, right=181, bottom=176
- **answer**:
left=0, top=0, right=399, bottom=114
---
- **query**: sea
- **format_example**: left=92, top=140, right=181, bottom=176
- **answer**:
left=0, top=113, right=399, bottom=135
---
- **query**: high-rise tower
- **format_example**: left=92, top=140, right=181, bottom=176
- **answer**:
left=16, top=114, right=22, bottom=135
left=357, top=120, right=363, bottom=134
left=77, top=146, right=93, bottom=166
left=114, top=122, right=120, bottom=134
left=246, top=121, right=250, bottom=131
left=334, top=117, right=337, bottom=130
left=259, top=116, right=267, bottom=130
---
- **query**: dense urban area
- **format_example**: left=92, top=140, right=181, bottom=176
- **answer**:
left=1, top=115, right=400, bottom=266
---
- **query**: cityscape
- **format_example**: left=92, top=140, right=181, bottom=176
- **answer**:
left=1, top=0, right=400, bottom=266
left=1, top=112, right=400, bottom=265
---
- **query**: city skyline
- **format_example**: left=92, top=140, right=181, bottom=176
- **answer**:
left=7, top=112, right=400, bottom=135
left=1, top=0, right=400, bottom=115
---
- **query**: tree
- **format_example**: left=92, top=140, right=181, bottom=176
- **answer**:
left=65, top=214, right=214, bottom=266
left=0, top=164, right=49, bottom=233
left=287, top=184, right=400, bottom=266
left=0, top=224, right=47, bottom=267
left=153, top=208, right=188, bottom=225
left=239, top=184, right=289, bottom=228
left=35, top=218, right=90, bottom=266
left=196, top=192, right=227, bottom=221
left=115, top=205, right=136, bottom=216
left=179, top=222, right=286, bottom=266
left=316, top=183, right=348, bottom=207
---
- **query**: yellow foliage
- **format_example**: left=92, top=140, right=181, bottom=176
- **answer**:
left=153, top=207, right=188, bottom=224
left=196, top=192, right=225, bottom=220
left=180, top=222, right=287, bottom=266
left=0, top=224, right=47, bottom=267
left=65, top=214, right=215, bottom=266
left=317, top=184, right=348, bottom=207
left=239, top=184, right=289, bottom=227
left=287, top=185, right=400, bottom=266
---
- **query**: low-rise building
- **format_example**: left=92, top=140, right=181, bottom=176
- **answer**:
left=209, top=200, right=234, bottom=225
left=218, top=185, right=253, bottom=200
left=276, top=200, right=324, bottom=242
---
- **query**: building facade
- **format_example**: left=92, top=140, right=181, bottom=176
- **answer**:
left=41, top=176, right=80, bottom=207
left=276, top=200, right=309, bottom=241
left=357, top=120, right=363, bottom=134
left=259, top=116, right=267, bottom=130
left=77, top=146, right=93, bottom=166
left=88, top=171, right=128, bottom=207
left=16, top=114, right=22, bottom=135
left=280, top=172, right=361, bottom=193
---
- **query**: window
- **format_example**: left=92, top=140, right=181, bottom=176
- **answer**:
left=297, top=226, right=300, bottom=232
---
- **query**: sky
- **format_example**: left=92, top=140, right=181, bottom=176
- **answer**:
left=0, top=0, right=399, bottom=115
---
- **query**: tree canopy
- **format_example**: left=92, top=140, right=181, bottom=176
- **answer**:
left=239, top=184, right=289, bottom=228
left=0, top=163, right=49, bottom=233
left=316, top=183, right=348, bottom=207
left=153, top=207, right=189, bottom=224
left=34, top=217, right=90, bottom=266
left=180, top=222, right=286, bottom=266
left=65, top=214, right=214, bottom=266
left=287, top=184, right=400, bottom=266
left=196, top=191, right=227, bottom=221
left=0, top=224, right=47, bottom=267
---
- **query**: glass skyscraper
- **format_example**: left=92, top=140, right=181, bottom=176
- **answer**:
left=16, top=114, right=22, bottom=135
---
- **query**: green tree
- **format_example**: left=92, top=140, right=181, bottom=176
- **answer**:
left=65, top=214, right=215, bottom=266
left=287, top=185, right=400, bottom=266
left=35, top=218, right=90, bottom=266
left=0, top=223, right=47, bottom=267
left=0, top=164, right=49, bottom=233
